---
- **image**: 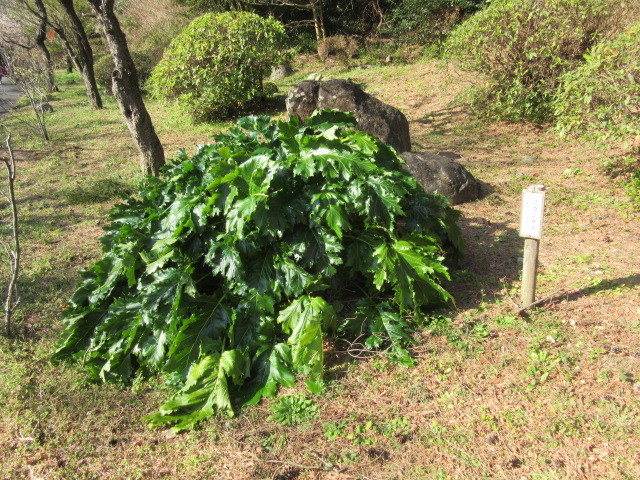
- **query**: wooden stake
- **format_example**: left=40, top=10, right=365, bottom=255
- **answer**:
left=521, top=237, right=539, bottom=306
left=519, top=185, right=546, bottom=308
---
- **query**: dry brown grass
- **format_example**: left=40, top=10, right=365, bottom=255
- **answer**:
left=317, top=36, right=360, bottom=62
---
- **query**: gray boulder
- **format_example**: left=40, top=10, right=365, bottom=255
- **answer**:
left=286, top=79, right=411, bottom=153
left=270, top=64, right=294, bottom=81
left=400, top=151, right=481, bottom=205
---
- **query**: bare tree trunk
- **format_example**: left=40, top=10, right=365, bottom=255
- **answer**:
left=370, top=0, right=386, bottom=32
left=310, top=0, right=325, bottom=40
left=33, top=0, right=57, bottom=92
left=241, top=0, right=325, bottom=41
left=57, top=0, right=102, bottom=109
left=2, top=134, right=20, bottom=338
left=86, top=0, right=165, bottom=176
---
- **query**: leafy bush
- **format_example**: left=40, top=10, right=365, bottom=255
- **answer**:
left=447, top=0, right=619, bottom=122
left=52, top=111, right=462, bottom=431
left=554, top=24, right=640, bottom=208
left=386, top=0, right=485, bottom=49
left=94, top=52, right=156, bottom=94
left=149, top=12, right=289, bottom=121
left=554, top=24, right=640, bottom=142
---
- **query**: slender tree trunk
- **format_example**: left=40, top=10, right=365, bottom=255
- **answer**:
left=86, top=0, right=165, bottom=176
left=66, top=56, right=73, bottom=72
left=33, top=0, right=57, bottom=92
left=310, top=0, right=326, bottom=41
left=57, top=0, right=102, bottom=109
left=3, top=134, right=20, bottom=338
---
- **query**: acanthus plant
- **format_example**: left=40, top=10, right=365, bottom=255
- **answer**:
left=52, top=111, right=463, bottom=431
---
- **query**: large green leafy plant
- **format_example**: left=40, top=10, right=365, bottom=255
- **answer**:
left=52, top=112, right=462, bottom=431
left=149, top=11, right=288, bottom=121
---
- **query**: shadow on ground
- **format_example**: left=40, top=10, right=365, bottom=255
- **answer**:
left=538, top=273, right=640, bottom=308
left=447, top=215, right=522, bottom=311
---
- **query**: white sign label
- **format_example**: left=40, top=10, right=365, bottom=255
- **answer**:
left=520, top=189, right=546, bottom=239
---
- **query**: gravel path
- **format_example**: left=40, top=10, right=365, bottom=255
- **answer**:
left=0, top=77, right=22, bottom=116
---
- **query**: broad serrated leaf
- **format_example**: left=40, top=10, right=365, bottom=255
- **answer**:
left=165, top=304, right=231, bottom=374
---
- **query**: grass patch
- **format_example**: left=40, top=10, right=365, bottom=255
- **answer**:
left=61, top=178, right=135, bottom=204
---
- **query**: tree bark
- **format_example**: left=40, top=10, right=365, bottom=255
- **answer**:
left=33, top=0, right=57, bottom=92
left=3, top=134, right=21, bottom=338
left=86, top=0, right=165, bottom=176
left=310, top=0, right=325, bottom=41
left=57, top=0, right=102, bottom=109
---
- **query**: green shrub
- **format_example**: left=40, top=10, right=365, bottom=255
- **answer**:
left=554, top=24, right=640, bottom=208
left=51, top=111, right=462, bottom=431
left=149, top=12, right=289, bottom=121
left=627, top=168, right=640, bottom=206
left=447, top=0, right=619, bottom=122
left=554, top=24, right=640, bottom=142
left=386, top=0, right=485, bottom=49
left=94, top=52, right=156, bottom=94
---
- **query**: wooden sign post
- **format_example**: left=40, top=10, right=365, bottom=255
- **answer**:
left=519, top=184, right=546, bottom=308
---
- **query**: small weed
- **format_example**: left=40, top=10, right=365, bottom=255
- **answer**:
left=47, top=155, right=63, bottom=167
left=584, top=278, right=633, bottom=297
left=479, top=411, right=499, bottom=431
left=268, top=394, right=318, bottom=426
left=494, top=314, right=517, bottom=327
left=342, top=451, right=359, bottom=463
left=370, top=357, right=390, bottom=373
left=526, top=344, right=558, bottom=389
left=573, top=253, right=596, bottom=264
left=562, top=167, right=585, bottom=177
left=324, top=420, right=348, bottom=440
left=428, top=316, right=474, bottom=352
left=425, top=421, right=449, bottom=445
left=531, top=472, right=560, bottom=480
left=381, top=416, right=410, bottom=437
left=503, top=408, right=527, bottom=429
left=261, top=432, right=288, bottom=452
left=416, top=466, right=451, bottom=479
left=451, top=269, right=477, bottom=283
left=597, top=370, right=613, bottom=382
left=346, top=420, right=377, bottom=446
left=469, top=321, right=490, bottom=340
left=619, top=371, right=636, bottom=383
left=550, top=415, right=585, bottom=437
left=589, top=348, right=607, bottom=360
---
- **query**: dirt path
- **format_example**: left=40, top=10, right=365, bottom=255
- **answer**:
left=0, top=77, right=22, bottom=116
